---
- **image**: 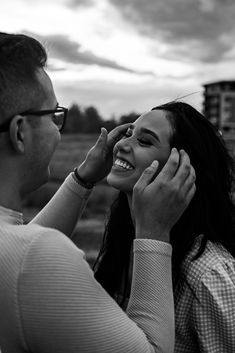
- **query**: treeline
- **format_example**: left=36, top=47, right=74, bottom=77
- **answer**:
left=63, top=103, right=139, bottom=133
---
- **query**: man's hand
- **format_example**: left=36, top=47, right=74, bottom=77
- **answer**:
left=76, top=124, right=131, bottom=184
left=133, top=148, right=196, bottom=243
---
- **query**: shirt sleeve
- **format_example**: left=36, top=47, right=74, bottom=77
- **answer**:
left=192, top=262, right=235, bottom=352
left=30, top=173, right=92, bottom=237
left=19, top=230, right=174, bottom=353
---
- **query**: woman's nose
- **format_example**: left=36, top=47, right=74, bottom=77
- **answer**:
left=115, top=137, right=132, bottom=152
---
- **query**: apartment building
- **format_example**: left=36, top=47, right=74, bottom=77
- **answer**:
left=203, top=80, right=235, bottom=133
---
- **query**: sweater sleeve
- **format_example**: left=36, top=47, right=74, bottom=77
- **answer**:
left=19, top=230, right=174, bottom=353
left=127, top=240, right=174, bottom=353
left=30, top=173, right=92, bottom=237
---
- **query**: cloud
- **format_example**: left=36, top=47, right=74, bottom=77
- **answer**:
left=23, top=31, right=154, bottom=75
left=109, top=0, right=235, bottom=63
left=67, top=0, right=94, bottom=8
left=54, top=78, right=203, bottom=119
left=22, top=0, right=68, bottom=4
left=22, top=0, right=94, bottom=6
left=198, top=0, right=215, bottom=12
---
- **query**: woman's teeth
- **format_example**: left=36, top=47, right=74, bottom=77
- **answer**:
left=114, top=158, right=134, bottom=170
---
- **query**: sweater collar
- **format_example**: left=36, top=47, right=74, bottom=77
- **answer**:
left=0, top=205, right=23, bottom=225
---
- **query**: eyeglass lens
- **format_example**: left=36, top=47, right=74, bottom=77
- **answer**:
left=53, top=112, right=65, bottom=130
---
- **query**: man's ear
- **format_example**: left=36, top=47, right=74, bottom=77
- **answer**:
left=9, top=115, right=26, bottom=154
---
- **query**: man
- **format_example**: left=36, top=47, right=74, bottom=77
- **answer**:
left=0, top=33, right=195, bottom=353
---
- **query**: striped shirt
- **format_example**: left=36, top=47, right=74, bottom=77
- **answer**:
left=0, top=174, right=174, bottom=353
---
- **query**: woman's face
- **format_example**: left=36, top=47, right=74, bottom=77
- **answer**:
left=107, top=109, right=172, bottom=193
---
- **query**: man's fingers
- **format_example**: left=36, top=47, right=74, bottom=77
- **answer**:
left=158, top=148, right=180, bottom=181
left=134, top=160, right=159, bottom=192
left=107, top=123, right=132, bottom=149
left=92, top=127, right=108, bottom=150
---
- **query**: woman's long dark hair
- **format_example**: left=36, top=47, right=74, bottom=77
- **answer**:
left=94, top=101, right=235, bottom=299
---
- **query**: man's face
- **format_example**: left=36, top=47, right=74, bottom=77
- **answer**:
left=24, top=69, right=61, bottom=192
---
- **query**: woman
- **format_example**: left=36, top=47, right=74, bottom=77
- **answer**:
left=94, top=101, right=235, bottom=353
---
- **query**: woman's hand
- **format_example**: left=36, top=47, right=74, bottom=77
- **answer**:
left=133, top=148, right=196, bottom=243
left=76, top=124, right=131, bottom=184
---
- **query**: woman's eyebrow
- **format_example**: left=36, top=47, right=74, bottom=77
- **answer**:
left=140, top=127, right=160, bottom=143
left=129, top=124, right=160, bottom=143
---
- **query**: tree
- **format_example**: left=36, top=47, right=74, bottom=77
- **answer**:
left=102, top=118, right=118, bottom=132
left=63, top=104, right=85, bottom=134
left=119, top=112, right=139, bottom=124
left=83, top=106, right=103, bottom=133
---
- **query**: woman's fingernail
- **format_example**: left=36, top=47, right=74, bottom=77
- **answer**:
left=151, top=160, right=158, bottom=167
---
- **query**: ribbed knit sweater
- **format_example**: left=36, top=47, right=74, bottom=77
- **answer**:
left=0, top=174, right=174, bottom=353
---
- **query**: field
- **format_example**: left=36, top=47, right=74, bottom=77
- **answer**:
left=23, top=133, right=119, bottom=266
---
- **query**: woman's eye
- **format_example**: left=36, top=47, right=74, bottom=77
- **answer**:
left=138, top=138, right=152, bottom=146
left=122, top=131, right=152, bottom=146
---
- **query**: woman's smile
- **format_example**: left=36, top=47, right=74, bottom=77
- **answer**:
left=112, top=157, right=135, bottom=172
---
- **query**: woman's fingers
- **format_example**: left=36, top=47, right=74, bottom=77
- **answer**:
left=156, top=148, right=180, bottom=182
left=133, top=160, right=159, bottom=192
left=180, top=165, right=196, bottom=195
left=172, top=150, right=191, bottom=186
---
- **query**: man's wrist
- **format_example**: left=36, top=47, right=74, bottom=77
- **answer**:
left=73, top=168, right=95, bottom=189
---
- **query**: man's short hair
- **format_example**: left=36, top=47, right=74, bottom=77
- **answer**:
left=0, top=33, right=48, bottom=124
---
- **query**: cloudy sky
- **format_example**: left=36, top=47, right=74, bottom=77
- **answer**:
left=1, top=0, right=235, bottom=119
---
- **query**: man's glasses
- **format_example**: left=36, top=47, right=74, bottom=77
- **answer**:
left=0, top=106, right=68, bottom=132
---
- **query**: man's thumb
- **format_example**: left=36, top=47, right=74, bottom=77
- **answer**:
left=93, top=127, right=107, bottom=149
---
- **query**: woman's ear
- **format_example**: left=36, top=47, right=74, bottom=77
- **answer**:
left=9, top=115, right=26, bottom=154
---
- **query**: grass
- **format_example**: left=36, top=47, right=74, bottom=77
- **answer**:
left=50, top=133, right=99, bottom=181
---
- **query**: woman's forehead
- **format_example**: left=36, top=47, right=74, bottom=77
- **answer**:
left=134, top=110, right=171, bottom=131
left=133, top=110, right=172, bottom=145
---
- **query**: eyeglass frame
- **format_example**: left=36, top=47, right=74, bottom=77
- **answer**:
left=0, top=106, right=68, bottom=132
